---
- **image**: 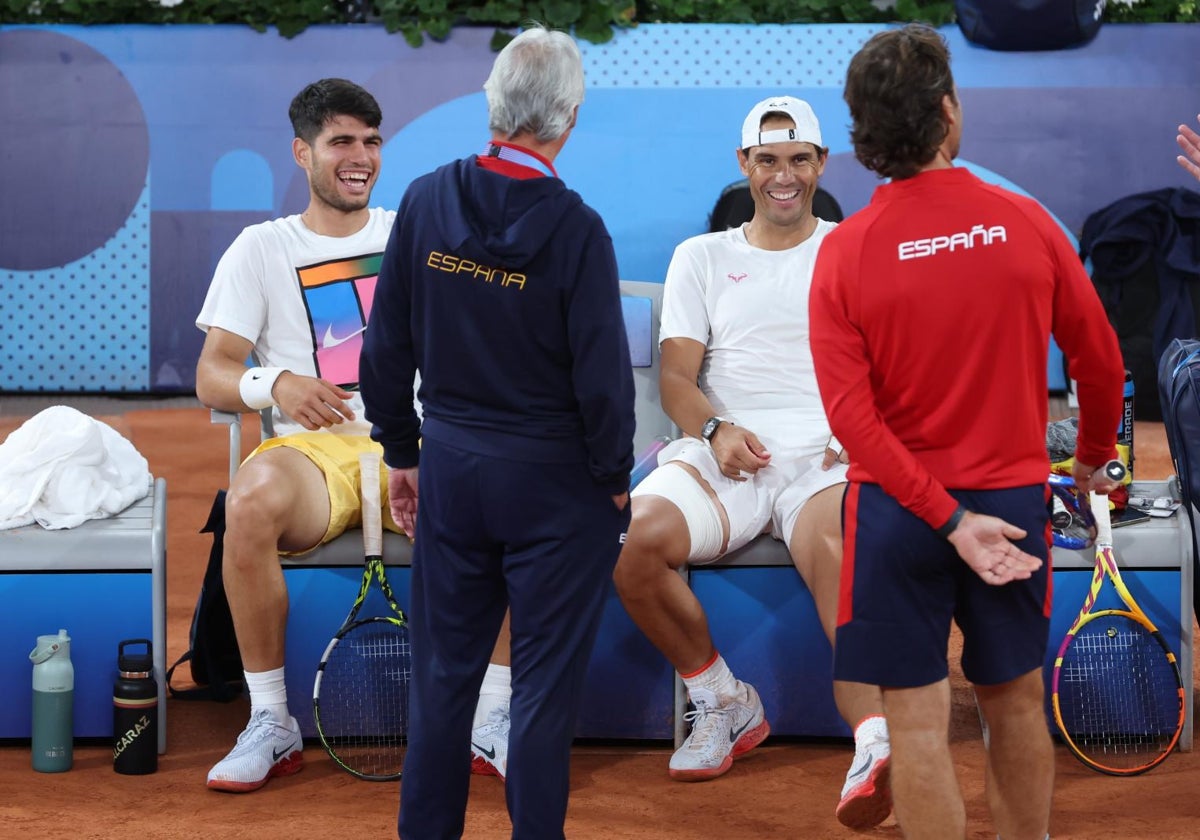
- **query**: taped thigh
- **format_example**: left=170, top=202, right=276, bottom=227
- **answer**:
left=631, top=462, right=724, bottom=561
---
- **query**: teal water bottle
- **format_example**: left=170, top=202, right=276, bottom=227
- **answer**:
left=30, top=629, right=74, bottom=773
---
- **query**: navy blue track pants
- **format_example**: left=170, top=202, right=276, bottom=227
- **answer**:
left=397, top=437, right=630, bottom=840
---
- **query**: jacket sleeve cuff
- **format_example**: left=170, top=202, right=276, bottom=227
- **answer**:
left=1074, top=444, right=1119, bottom=471
left=381, top=443, right=420, bottom=471
left=600, top=476, right=631, bottom=496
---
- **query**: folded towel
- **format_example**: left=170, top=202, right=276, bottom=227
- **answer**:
left=0, top=406, right=151, bottom=530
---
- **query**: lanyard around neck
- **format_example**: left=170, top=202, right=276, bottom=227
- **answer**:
left=484, top=143, right=557, bottom=179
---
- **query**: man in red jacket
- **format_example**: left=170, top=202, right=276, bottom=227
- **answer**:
left=810, top=24, right=1125, bottom=840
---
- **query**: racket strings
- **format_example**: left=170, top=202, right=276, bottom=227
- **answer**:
left=317, top=620, right=411, bottom=778
left=1057, top=616, right=1181, bottom=770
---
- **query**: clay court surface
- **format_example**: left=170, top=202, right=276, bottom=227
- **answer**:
left=2, top=403, right=1199, bottom=839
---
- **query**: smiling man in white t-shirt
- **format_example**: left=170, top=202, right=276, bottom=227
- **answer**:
left=611, top=96, right=892, bottom=830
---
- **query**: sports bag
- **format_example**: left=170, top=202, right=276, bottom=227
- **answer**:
left=955, top=0, right=1103, bottom=51
left=1157, top=338, right=1200, bottom=621
left=165, top=490, right=244, bottom=701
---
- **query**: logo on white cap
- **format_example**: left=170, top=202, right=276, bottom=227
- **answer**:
left=740, top=96, right=823, bottom=150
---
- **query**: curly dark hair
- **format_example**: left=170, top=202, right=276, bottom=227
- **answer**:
left=288, top=78, right=382, bottom=144
left=844, top=24, right=956, bottom=180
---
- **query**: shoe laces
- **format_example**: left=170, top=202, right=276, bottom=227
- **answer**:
left=681, top=700, right=733, bottom=753
left=236, top=708, right=287, bottom=748
left=477, top=706, right=511, bottom=739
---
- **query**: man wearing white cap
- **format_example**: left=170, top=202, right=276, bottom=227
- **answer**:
left=612, top=96, right=891, bottom=830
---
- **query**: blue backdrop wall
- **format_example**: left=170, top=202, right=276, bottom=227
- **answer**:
left=1, top=23, right=1198, bottom=392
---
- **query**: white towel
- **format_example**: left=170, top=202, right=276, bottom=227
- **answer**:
left=0, top=406, right=151, bottom=530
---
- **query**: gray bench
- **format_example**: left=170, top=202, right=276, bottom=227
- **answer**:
left=0, top=477, right=168, bottom=753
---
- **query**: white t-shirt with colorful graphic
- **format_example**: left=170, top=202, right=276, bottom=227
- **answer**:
left=659, top=220, right=837, bottom=457
left=196, top=208, right=397, bottom=438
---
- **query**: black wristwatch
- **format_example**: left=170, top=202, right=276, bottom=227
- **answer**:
left=700, top=416, right=727, bottom=442
left=936, top=504, right=968, bottom=538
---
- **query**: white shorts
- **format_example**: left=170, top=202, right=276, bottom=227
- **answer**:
left=631, top=437, right=848, bottom=563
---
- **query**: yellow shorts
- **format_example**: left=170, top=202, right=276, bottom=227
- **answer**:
left=248, top=432, right=403, bottom=556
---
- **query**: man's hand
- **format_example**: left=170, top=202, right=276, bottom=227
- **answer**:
left=1071, top=457, right=1124, bottom=496
left=710, top=423, right=771, bottom=481
left=821, top=445, right=849, bottom=470
left=1177, top=116, right=1200, bottom=183
left=273, top=372, right=357, bottom=430
left=947, top=511, right=1043, bottom=586
left=387, top=466, right=419, bottom=538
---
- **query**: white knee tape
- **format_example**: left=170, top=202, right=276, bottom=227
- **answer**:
left=632, top=462, right=725, bottom=561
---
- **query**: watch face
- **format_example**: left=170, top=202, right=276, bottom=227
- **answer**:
left=702, top=417, right=720, bottom=440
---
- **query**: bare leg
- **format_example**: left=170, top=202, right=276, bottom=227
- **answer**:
left=490, top=611, right=511, bottom=666
left=975, top=669, right=1053, bottom=840
left=222, top=448, right=329, bottom=672
left=206, top=447, right=329, bottom=790
left=613, top=465, right=728, bottom=673
left=883, top=680, right=964, bottom=840
left=788, top=483, right=884, bottom=729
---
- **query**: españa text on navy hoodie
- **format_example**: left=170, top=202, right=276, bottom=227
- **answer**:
left=360, top=154, right=636, bottom=496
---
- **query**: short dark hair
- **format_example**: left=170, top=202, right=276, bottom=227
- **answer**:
left=288, top=78, right=382, bottom=144
left=844, top=24, right=956, bottom=180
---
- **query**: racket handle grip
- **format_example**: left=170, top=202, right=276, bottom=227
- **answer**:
left=359, top=453, right=383, bottom=557
left=1102, top=459, right=1127, bottom=483
left=1088, top=489, right=1114, bottom=543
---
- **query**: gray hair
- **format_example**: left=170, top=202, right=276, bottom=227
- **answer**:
left=484, top=26, right=585, bottom=143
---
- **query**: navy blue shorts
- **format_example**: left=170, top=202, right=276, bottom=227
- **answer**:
left=833, top=482, right=1052, bottom=689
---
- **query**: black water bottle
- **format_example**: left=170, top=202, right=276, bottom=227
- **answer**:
left=113, top=639, right=158, bottom=775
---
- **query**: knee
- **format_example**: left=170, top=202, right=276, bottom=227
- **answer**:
left=613, top=510, right=685, bottom=598
left=224, top=470, right=291, bottom=551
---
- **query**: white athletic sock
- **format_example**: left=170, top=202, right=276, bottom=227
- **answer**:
left=682, top=653, right=739, bottom=705
left=473, top=663, right=512, bottom=729
left=245, top=666, right=289, bottom=723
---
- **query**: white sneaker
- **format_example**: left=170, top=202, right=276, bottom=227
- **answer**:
left=207, top=708, right=304, bottom=793
left=470, top=706, right=510, bottom=779
left=836, top=723, right=892, bottom=829
left=668, top=682, right=770, bottom=782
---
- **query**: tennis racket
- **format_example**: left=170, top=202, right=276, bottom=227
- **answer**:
left=312, top=452, right=411, bottom=780
left=1049, top=461, right=1185, bottom=775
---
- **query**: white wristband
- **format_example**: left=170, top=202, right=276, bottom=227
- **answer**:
left=238, top=367, right=286, bottom=410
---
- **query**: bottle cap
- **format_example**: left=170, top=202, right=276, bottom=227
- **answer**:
left=118, top=639, right=153, bottom=673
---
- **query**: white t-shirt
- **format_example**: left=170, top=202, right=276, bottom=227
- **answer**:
left=196, top=208, right=397, bottom=438
left=660, top=220, right=837, bottom=456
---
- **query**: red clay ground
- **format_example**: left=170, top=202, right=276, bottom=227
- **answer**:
left=1, top=409, right=1196, bottom=839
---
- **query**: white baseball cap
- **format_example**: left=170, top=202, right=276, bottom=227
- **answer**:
left=740, top=95, right=823, bottom=150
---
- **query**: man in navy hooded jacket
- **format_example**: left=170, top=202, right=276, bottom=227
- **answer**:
left=360, top=25, right=635, bottom=840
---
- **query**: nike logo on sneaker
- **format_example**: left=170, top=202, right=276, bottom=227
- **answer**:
left=472, top=743, right=496, bottom=760
left=729, top=718, right=754, bottom=743
left=845, top=752, right=874, bottom=782
left=322, top=324, right=366, bottom=349
left=272, top=743, right=298, bottom=762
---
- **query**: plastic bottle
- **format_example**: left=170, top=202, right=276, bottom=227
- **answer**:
left=113, top=638, right=158, bottom=774
left=30, top=629, right=73, bottom=773
left=1118, top=369, right=1135, bottom=479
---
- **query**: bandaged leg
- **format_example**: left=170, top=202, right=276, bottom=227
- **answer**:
left=632, top=462, right=724, bottom=561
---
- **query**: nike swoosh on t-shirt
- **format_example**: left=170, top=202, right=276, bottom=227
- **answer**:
left=322, top=324, right=366, bottom=349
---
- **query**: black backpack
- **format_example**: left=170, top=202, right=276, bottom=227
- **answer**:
left=955, top=0, right=1103, bottom=52
left=165, top=490, right=245, bottom=702
left=708, top=180, right=844, bottom=233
